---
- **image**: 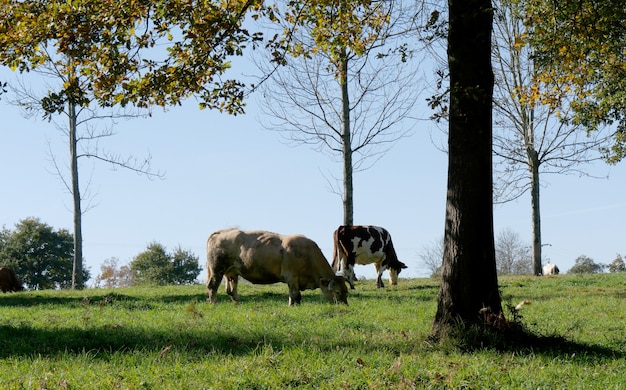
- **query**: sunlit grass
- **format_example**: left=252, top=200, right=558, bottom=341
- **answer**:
left=1, top=274, right=624, bottom=388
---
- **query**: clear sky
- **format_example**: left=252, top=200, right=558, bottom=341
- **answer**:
left=1, top=63, right=625, bottom=285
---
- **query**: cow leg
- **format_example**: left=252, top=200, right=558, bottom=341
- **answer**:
left=287, top=279, right=302, bottom=306
left=288, top=290, right=302, bottom=306
left=374, top=263, right=384, bottom=288
left=206, top=271, right=224, bottom=303
left=225, top=275, right=240, bottom=303
left=343, top=264, right=356, bottom=289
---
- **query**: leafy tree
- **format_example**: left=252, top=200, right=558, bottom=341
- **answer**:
left=492, top=0, right=613, bottom=276
left=607, top=255, right=625, bottom=273
left=130, top=242, right=200, bottom=286
left=495, top=228, right=531, bottom=275
left=95, top=257, right=133, bottom=288
left=432, top=0, right=502, bottom=340
left=0, top=0, right=264, bottom=288
left=171, top=246, right=203, bottom=285
left=524, top=0, right=626, bottom=163
left=568, top=255, right=605, bottom=274
left=0, top=218, right=89, bottom=289
left=259, top=0, right=422, bottom=225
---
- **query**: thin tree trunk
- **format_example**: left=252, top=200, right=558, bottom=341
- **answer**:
left=340, top=50, right=353, bottom=226
left=432, top=0, right=501, bottom=339
left=529, top=151, right=542, bottom=275
left=69, top=100, right=84, bottom=289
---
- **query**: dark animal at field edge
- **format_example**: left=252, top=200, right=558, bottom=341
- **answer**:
left=332, top=225, right=407, bottom=289
left=0, top=267, right=25, bottom=293
left=206, top=228, right=349, bottom=306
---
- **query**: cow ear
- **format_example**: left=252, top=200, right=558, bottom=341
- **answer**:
left=320, top=278, right=330, bottom=287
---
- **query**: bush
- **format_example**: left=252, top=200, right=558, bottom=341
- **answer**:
left=567, top=255, right=605, bottom=274
left=130, top=242, right=201, bottom=285
left=608, top=254, right=626, bottom=273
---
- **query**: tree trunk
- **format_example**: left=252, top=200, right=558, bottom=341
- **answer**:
left=69, top=100, right=84, bottom=289
left=340, top=50, right=353, bottom=226
left=432, top=0, right=501, bottom=339
left=529, top=150, right=542, bottom=275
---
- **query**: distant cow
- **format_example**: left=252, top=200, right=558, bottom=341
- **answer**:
left=543, top=263, right=560, bottom=275
left=0, top=267, right=24, bottom=293
left=206, top=228, right=348, bottom=306
left=332, top=225, right=407, bottom=289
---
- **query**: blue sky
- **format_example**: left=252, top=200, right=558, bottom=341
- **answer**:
left=1, top=64, right=625, bottom=285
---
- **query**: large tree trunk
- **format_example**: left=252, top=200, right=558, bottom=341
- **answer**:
left=69, top=100, right=84, bottom=289
left=432, top=0, right=501, bottom=339
left=340, top=51, right=353, bottom=226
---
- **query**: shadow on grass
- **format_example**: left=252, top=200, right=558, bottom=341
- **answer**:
left=0, top=290, right=209, bottom=308
left=1, top=318, right=623, bottom=364
left=429, top=319, right=626, bottom=364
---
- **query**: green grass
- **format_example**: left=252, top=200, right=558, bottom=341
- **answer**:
left=1, top=274, right=625, bottom=389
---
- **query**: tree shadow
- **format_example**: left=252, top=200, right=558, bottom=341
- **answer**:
left=428, top=319, right=625, bottom=363
left=0, top=291, right=142, bottom=308
left=499, top=328, right=626, bottom=364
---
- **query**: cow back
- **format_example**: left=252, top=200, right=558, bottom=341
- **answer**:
left=334, top=225, right=406, bottom=272
left=283, top=235, right=335, bottom=282
left=207, top=229, right=284, bottom=284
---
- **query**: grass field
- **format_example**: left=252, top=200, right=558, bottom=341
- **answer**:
left=1, top=273, right=625, bottom=389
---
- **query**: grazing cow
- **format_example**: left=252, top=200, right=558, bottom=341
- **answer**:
left=543, top=263, right=560, bottom=275
left=332, top=225, right=407, bottom=289
left=0, top=267, right=24, bottom=293
left=206, top=228, right=348, bottom=306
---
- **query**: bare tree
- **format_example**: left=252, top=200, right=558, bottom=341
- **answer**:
left=491, top=0, right=613, bottom=275
left=256, top=0, right=424, bottom=225
left=417, top=236, right=444, bottom=278
left=495, top=228, right=531, bottom=275
left=95, top=257, right=134, bottom=288
left=8, top=62, right=162, bottom=289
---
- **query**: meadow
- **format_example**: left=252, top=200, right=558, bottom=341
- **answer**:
left=0, top=273, right=624, bottom=389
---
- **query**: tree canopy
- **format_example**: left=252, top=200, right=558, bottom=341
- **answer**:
left=0, top=0, right=265, bottom=114
left=524, top=0, right=626, bottom=163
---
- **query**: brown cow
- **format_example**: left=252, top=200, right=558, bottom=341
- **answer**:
left=0, top=267, right=24, bottom=293
left=206, top=228, right=348, bottom=306
left=332, top=225, right=407, bottom=289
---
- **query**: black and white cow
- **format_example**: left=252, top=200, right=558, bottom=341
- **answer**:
left=542, top=263, right=560, bottom=275
left=332, top=225, right=407, bottom=289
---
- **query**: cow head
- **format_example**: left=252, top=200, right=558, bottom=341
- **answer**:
left=388, top=269, right=399, bottom=286
left=388, top=262, right=407, bottom=286
left=320, top=276, right=348, bottom=305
